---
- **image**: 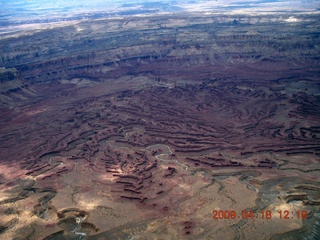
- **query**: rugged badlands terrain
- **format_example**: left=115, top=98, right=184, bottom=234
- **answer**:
left=0, top=13, right=320, bottom=239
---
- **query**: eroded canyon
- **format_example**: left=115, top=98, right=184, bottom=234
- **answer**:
left=0, top=12, right=320, bottom=240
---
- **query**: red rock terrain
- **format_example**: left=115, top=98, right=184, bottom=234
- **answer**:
left=0, top=13, right=319, bottom=240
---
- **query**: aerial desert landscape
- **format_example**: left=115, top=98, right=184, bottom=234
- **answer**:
left=0, top=0, right=319, bottom=239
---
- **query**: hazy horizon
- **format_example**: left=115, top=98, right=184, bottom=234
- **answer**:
left=1, top=0, right=319, bottom=23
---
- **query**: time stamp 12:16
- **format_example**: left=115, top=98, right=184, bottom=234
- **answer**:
left=212, top=210, right=308, bottom=220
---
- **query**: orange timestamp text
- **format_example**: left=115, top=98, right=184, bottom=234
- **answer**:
left=212, top=209, right=308, bottom=220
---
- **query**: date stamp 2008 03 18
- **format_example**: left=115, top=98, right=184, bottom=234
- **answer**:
left=212, top=210, right=308, bottom=220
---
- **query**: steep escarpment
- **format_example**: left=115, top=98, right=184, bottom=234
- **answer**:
left=0, top=68, right=37, bottom=106
left=0, top=14, right=319, bottom=87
